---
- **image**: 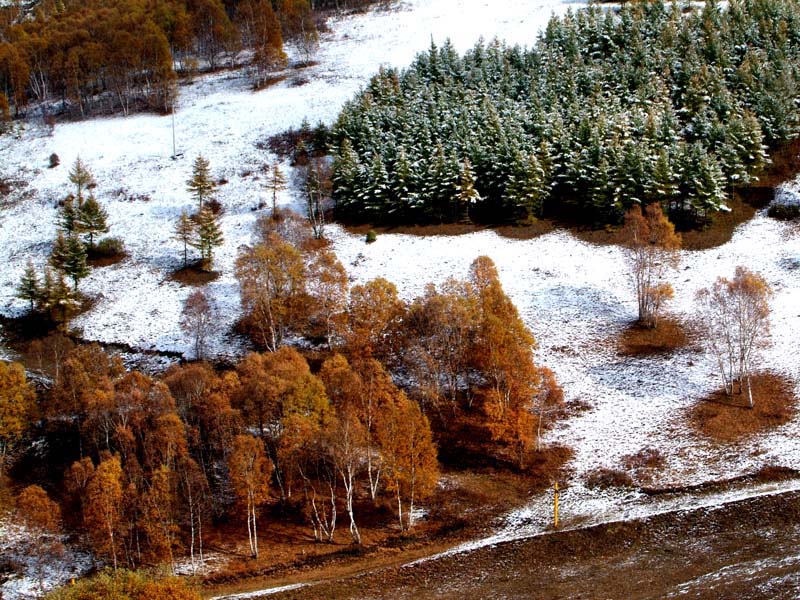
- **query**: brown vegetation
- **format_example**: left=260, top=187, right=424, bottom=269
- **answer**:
left=689, top=372, right=797, bottom=442
left=617, top=317, right=690, bottom=356
left=584, top=467, right=634, bottom=490
left=169, top=265, right=220, bottom=286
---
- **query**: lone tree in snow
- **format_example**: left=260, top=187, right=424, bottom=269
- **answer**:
left=187, top=155, right=216, bottom=210
left=68, top=157, right=95, bottom=200
left=181, top=289, right=214, bottom=361
left=622, top=203, right=681, bottom=328
left=263, top=161, right=287, bottom=215
left=16, top=261, right=40, bottom=311
left=696, top=266, right=772, bottom=408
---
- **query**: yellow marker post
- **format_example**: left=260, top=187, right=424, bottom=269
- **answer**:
left=554, top=481, right=559, bottom=529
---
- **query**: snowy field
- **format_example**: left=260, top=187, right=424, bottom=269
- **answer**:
left=1, top=0, right=800, bottom=596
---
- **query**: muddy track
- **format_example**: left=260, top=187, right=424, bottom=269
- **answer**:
left=223, top=488, right=800, bottom=600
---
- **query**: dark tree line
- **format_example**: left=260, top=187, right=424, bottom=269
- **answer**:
left=330, top=0, right=799, bottom=226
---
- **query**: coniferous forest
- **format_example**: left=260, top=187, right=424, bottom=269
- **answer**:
left=331, top=0, right=799, bottom=226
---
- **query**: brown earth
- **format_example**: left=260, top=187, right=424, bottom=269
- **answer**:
left=617, top=317, right=693, bottom=356
left=689, top=372, right=797, bottom=442
left=229, top=487, right=800, bottom=600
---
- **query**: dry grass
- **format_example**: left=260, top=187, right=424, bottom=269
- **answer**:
left=618, top=317, right=691, bottom=356
left=87, top=252, right=127, bottom=268
left=689, top=372, right=797, bottom=442
left=169, top=264, right=220, bottom=286
left=342, top=222, right=487, bottom=238
left=584, top=467, right=634, bottom=489
left=678, top=196, right=758, bottom=251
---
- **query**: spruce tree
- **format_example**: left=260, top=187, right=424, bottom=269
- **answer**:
left=454, top=159, right=481, bottom=224
left=187, top=155, right=216, bottom=210
left=48, top=270, right=76, bottom=323
left=50, top=232, right=69, bottom=272
left=173, top=210, right=196, bottom=268
left=76, top=194, right=109, bottom=247
left=16, top=261, right=40, bottom=311
left=191, top=207, right=224, bottom=270
left=62, top=234, right=90, bottom=290
left=68, top=157, right=95, bottom=200
left=59, top=196, right=77, bottom=234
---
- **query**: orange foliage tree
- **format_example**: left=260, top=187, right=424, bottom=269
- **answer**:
left=0, top=361, right=36, bottom=473
left=84, top=454, right=125, bottom=569
left=375, top=391, right=438, bottom=530
left=236, top=234, right=308, bottom=351
left=622, top=204, right=681, bottom=328
left=228, top=434, right=272, bottom=558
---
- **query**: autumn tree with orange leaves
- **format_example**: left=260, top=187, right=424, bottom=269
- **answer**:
left=375, top=391, right=438, bottom=530
left=468, top=256, right=561, bottom=468
left=0, top=361, right=36, bottom=474
left=84, top=454, right=125, bottom=570
left=622, top=204, right=681, bottom=329
left=228, top=434, right=271, bottom=559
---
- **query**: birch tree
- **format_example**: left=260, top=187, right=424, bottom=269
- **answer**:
left=696, top=266, right=772, bottom=407
left=622, top=204, right=681, bottom=328
left=228, top=434, right=271, bottom=558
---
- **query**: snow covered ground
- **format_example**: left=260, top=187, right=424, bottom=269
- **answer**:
left=0, top=519, right=91, bottom=599
left=1, top=0, right=800, bottom=595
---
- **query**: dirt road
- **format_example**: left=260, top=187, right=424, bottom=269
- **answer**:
left=252, top=489, right=800, bottom=600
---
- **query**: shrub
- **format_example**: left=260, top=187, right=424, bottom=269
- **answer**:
left=621, top=448, right=666, bottom=473
left=93, top=237, right=125, bottom=257
left=768, top=203, right=800, bottom=221
left=45, top=568, right=200, bottom=599
left=206, top=198, right=224, bottom=215
left=584, top=467, right=634, bottom=489
left=366, top=229, right=377, bottom=244
left=49, top=153, right=60, bottom=168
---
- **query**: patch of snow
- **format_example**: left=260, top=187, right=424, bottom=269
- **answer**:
left=210, top=582, right=308, bottom=599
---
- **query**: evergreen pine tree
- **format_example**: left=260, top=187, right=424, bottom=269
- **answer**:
left=48, top=270, right=76, bottom=323
left=16, top=261, right=40, bottom=311
left=68, top=157, right=95, bottom=200
left=191, top=207, right=224, bottom=270
left=173, top=210, right=196, bottom=268
left=59, top=196, right=78, bottom=234
left=332, top=138, right=362, bottom=213
left=187, top=155, right=216, bottom=210
left=62, top=234, right=90, bottom=290
left=50, top=232, right=69, bottom=272
left=454, top=158, right=481, bottom=223
left=40, top=268, right=55, bottom=312
left=76, top=194, right=109, bottom=247
left=507, top=154, right=545, bottom=222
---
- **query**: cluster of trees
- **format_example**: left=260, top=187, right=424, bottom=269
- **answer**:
left=0, top=340, right=437, bottom=570
left=330, top=0, right=800, bottom=226
left=0, top=0, right=324, bottom=117
left=173, top=155, right=225, bottom=270
left=0, top=207, right=561, bottom=575
left=235, top=210, right=563, bottom=468
left=618, top=205, right=772, bottom=406
left=16, top=158, right=116, bottom=322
